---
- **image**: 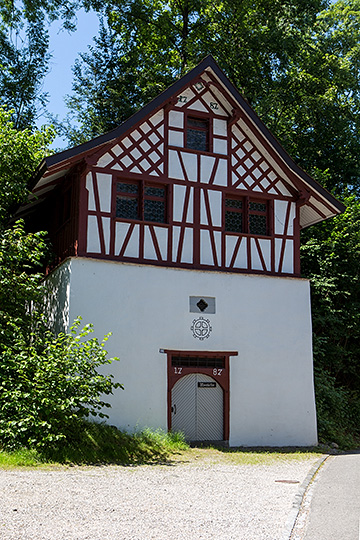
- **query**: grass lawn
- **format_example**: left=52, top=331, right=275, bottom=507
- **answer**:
left=0, top=422, right=323, bottom=468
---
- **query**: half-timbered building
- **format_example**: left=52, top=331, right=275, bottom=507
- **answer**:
left=24, top=56, right=344, bottom=446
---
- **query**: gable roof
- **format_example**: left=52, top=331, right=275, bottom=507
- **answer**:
left=29, top=55, right=345, bottom=226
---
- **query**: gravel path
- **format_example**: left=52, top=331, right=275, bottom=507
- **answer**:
left=0, top=457, right=318, bottom=540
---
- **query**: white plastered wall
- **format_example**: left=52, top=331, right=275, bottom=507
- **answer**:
left=48, top=258, right=317, bottom=447
left=45, top=261, right=71, bottom=334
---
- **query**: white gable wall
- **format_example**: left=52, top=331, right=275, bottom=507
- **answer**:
left=49, top=257, right=317, bottom=447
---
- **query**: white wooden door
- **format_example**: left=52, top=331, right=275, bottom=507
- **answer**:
left=171, top=373, right=224, bottom=441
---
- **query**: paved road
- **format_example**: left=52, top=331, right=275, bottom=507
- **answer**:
left=302, top=451, right=360, bottom=540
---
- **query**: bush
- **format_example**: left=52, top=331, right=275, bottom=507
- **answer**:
left=314, top=365, right=360, bottom=448
left=0, top=319, right=122, bottom=450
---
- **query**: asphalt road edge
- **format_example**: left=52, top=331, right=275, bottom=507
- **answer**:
left=280, top=454, right=330, bottom=540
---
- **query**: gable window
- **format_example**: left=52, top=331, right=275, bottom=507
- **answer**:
left=116, top=181, right=167, bottom=223
left=225, top=197, right=269, bottom=236
left=186, top=117, right=209, bottom=152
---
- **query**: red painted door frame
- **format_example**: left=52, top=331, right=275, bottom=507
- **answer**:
left=165, top=350, right=238, bottom=441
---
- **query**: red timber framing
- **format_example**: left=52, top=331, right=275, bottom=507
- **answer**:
left=165, top=350, right=238, bottom=441
left=26, top=56, right=344, bottom=278
left=76, top=83, right=302, bottom=276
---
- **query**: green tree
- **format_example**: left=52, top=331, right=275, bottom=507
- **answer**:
left=0, top=222, right=47, bottom=348
left=59, top=0, right=212, bottom=143
left=0, top=222, right=122, bottom=451
left=0, top=108, right=54, bottom=223
left=301, top=196, right=360, bottom=444
left=0, top=19, right=50, bottom=128
left=0, top=0, right=97, bottom=128
left=256, top=0, right=360, bottom=196
left=0, top=111, right=121, bottom=451
left=60, top=0, right=327, bottom=143
left=58, top=19, right=142, bottom=144
left=0, top=108, right=53, bottom=349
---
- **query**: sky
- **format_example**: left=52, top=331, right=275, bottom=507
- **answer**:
left=42, top=9, right=100, bottom=148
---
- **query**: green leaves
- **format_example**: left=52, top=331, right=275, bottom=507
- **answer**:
left=0, top=318, right=122, bottom=450
left=0, top=102, right=123, bottom=454
left=0, top=108, right=54, bottom=222
left=301, top=196, right=360, bottom=444
left=0, top=221, right=47, bottom=349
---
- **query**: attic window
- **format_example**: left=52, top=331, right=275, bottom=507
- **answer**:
left=225, top=197, right=269, bottom=236
left=186, top=117, right=209, bottom=152
left=116, top=181, right=167, bottom=223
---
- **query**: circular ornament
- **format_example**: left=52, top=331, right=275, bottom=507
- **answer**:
left=191, top=316, right=212, bottom=341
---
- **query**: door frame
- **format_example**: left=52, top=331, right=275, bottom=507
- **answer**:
left=165, top=350, right=238, bottom=441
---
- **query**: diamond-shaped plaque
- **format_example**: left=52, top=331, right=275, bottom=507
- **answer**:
left=196, top=299, right=208, bottom=312
left=189, top=296, right=215, bottom=314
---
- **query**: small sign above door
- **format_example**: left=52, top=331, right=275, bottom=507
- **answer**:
left=198, top=382, right=216, bottom=388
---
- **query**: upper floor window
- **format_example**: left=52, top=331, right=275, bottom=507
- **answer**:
left=225, top=197, right=269, bottom=236
left=248, top=200, right=268, bottom=235
left=186, top=117, right=209, bottom=152
left=116, top=181, right=167, bottom=223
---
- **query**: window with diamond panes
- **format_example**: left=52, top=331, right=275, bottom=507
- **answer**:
left=186, top=117, right=209, bottom=152
left=116, top=181, right=167, bottom=223
left=249, top=201, right=268, bottom=235
left=144, top=185, right=166, bottom=223
left=225, top=197, right=269, bottom=236
left=116, top=181, right=139, bottom=220
left=225, top=198, right=243, bottom=233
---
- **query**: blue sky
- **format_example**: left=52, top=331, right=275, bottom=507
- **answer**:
left=43, top=9, right=100, bottom=147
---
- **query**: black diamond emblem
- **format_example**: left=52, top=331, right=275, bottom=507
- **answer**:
left=197, top=299, right=208, bottom=312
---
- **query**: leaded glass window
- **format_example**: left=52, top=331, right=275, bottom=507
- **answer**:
left=249, top=214, right=267, bottom=235
left=117, top=182, right=138, bottom=194
left=226, top=198, right=243, bottom=210
left=116, top=181, right=139, bottom=219
left=225, top=209, right=243, bottom=233
left=116, top=196, right=138, bottom=220
left=249, top=199, right=268, bottom=235
left=115, top=180, right=167, bottom=224
left=144, top=200, right=165, bottom=222
left=225, top=197, right=244, bottom=233
left=145, top=186, right=165, bottom=198
left=249, top=201, right=266, bottom=213
left=225, top=196, right=269, bottom=236
left=187, top=117, right=209, bottom=152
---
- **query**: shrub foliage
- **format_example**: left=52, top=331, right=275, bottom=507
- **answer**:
left=0, top=318, right=122, bottom=450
